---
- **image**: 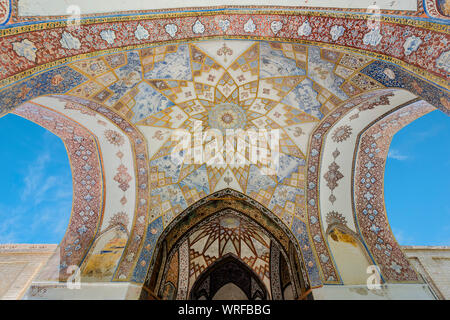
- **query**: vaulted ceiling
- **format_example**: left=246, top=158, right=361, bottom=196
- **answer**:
left=0, top=1, right=449, bottom=297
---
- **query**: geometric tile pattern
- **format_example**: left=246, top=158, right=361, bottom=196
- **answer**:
left=188, top=212, right=271, bottom=283
left=107, top=42, right=377, bottom=233
left=0, top=33, right=447, bottom=288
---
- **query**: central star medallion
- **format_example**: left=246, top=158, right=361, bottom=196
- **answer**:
left=208, top=103, right=247, bottom=133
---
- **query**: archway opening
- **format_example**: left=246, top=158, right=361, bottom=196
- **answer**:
left=385, top=110, right=450, bottom=246
left=190, top=254, right=267, bottom=300
left=0, top=113, right=73, bottom=244
left=140, top=189, right=312, bottom=300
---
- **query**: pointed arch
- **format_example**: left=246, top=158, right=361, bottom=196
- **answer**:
left=140, top=188, right=312, bottom=300
left=189, top=253, right=268, bottom=300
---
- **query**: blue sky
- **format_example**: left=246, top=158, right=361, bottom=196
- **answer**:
left=0, top=110, right=448, bottom=245
left=0, top=113, right=72, bottom=244
left=385, top=109, right=450, bottom=246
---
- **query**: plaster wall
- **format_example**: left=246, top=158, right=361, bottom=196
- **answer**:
left=0, top=244, right=56, bottom=300
left=402, top=246, right=450, bottom=300
left=311, top=283, right=436, bottom=300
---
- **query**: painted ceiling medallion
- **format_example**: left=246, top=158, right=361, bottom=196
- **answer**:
left=208, top=103, right=247, bottom=133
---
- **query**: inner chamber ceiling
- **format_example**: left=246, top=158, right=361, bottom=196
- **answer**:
left=0, top=2, right=448, bottom=299
left=141, top=191, right=310, bottom=300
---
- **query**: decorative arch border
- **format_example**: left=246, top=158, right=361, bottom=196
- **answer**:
left=11, top=102, right=104, bottom=281
left=48, top=95, right=152, bottom=281
left=305, top=88, right=404, bottom=283
left=305, top=88, right=441, bottom=284
left=269, top=241, right=282, bottom=299
left=0, top=9, right=448, bottom=90
left=157, top=207, right=300, bottom=300
left=155, top=208, right=293, bottom=300
left=424, top=0, right=450, bottom=20
left=0, top=0, right=11, bottom=25
left=7, top=94, right=153, bottom=282
left=140, top=189, right=312, bottom=292
left=352, top=99, right=435, bottom=282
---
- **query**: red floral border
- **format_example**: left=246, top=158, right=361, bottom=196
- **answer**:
left=13, top=102, right=103, bottom=280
